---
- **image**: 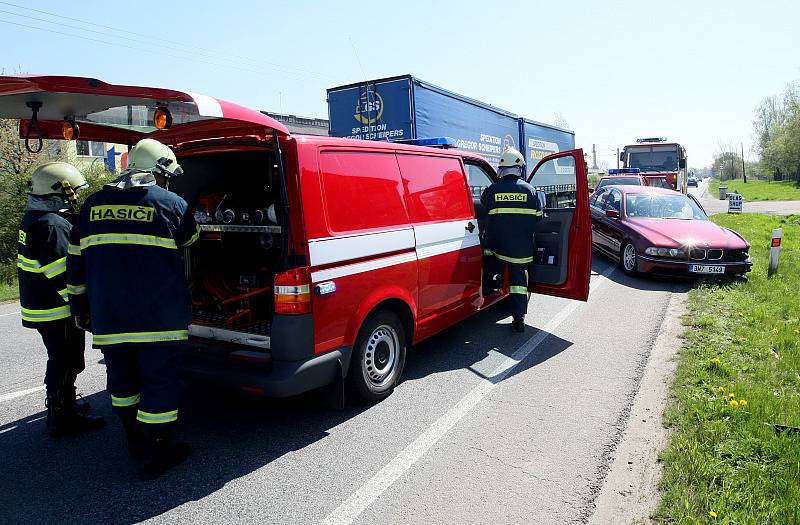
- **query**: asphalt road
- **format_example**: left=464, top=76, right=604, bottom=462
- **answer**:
left=0, top=256, right=686, bottom=524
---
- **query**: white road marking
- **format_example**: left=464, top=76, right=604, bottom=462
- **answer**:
left=0, top=385, right=44, bottom=403
left=321, top=265, right=617, bottom=525
left=0, top=310, right=20, bottom=317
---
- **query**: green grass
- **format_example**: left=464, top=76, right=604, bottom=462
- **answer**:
left=710, top=179, right=800, bottom=201
left=0, top=279, right=18, bottom=302
left=657, top=213, right=800, bottom=524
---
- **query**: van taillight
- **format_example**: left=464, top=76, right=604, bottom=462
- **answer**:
left=274, top=267, right=311, bottom=315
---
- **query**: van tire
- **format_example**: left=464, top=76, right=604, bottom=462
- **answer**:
left=348, top=310, right=406, bottom=403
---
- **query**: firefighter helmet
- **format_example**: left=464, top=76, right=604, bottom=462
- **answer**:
left=125, top=138, right=183, bottom=178
left=499, top=147, right=525, bottom=169
left=29, top=162, right=88, bottom=204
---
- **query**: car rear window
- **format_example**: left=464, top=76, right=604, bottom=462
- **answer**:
left=319, top=152, right=409, bottom=233
left=396, top=155, right=472, bottom=222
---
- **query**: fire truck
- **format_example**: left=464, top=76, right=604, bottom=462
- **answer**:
left=619, top=138, right=687, bottom=193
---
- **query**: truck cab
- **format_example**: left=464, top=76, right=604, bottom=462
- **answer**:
left=619, top=138, right=688, bottom=193
left=0, top=75, right=593, bottom=403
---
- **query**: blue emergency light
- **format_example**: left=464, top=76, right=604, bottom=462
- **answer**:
left=395, top=137, right=457, bottom=148
left=636, top=137, right=667, bottom=143
left=608, top=168, right=641, bottom=174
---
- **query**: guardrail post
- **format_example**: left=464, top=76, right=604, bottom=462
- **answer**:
left=768, top=228, right=782, bottom=277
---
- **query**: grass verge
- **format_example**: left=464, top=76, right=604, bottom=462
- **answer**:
left=0, top=280, right=18, bottom=302
left=657, top=213, right=800, bottom=524
left=709, top=179, right=800, bottom=201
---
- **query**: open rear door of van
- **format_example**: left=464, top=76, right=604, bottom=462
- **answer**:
left=0, top=75, right=289, bottom=148
left=526, top=149, right=591, bottom=301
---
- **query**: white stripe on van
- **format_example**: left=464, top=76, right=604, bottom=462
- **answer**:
left=311, top=252, right=417, bottom=283
left=308, top=228, right=415, bottom=267
left=187, top=92, right=224, bottom=117
left=414, top=219, right=480, bottom=260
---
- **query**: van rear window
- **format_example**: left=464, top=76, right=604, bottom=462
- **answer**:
left=319, top=152, right=409, bottom=233
left=396, top=155, right=472, bottom=222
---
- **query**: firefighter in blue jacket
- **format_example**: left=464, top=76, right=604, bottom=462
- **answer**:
left=18, top=162, right=105, bottom=436
left=67, top=139, right=201, bottom=480
left=481, top=147, right=543, bottom=333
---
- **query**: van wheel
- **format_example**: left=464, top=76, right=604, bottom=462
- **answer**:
left=349, top=310, right=406, bottom=403
left=621, top=241, right=638, bottom=276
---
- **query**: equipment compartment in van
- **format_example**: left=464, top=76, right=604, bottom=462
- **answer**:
left=171, top=150, right=283, bottom=349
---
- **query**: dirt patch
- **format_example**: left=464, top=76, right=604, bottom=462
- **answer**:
left=588, top=291, right=687, bottom=524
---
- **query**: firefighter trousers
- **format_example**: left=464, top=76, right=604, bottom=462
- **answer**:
left=101, top=342, right=183, bottom=426
left=484, top=254, right=530, bottom=315
left=37, top=320, right=86, bottom=398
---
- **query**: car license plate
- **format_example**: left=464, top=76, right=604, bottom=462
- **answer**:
left=689, top=264, right=725, bottom=274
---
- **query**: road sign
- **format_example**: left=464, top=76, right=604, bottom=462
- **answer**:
left=728, top=193, right=743, bottom=213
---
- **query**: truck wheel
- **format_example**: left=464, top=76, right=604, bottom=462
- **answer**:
left=349, top=310, right=406, bottom=403
left=621, top=241, right=638, bottom=276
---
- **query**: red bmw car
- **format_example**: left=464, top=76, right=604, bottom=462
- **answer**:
left=590, top=186, right=753, bottom=277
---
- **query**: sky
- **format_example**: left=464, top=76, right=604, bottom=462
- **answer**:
left=0, top=0, right=798, bottom=169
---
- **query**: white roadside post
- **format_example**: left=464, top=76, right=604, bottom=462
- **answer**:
left=768, top=228, right=782, bottom=277
left=728, top=192, right=743, bottom=213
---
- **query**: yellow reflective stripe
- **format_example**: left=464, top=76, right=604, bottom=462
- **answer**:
left=68, top=244, right=81, bottom=256
left=67, top=283, right=87, bottom=295
left=111, top=393, right=141, bottom=407
left=137, top=409, right=178, bottom=424
left=42, top=257, right=67, bottom=279
left=79, top=233, right=177, bottom=250
left=57, top=288, right=69, bottom=303
left=492, top=252, right=534, bottom=264
left=16, top=254, right=43, bottom=273
left=181, top=225, right=201, bottom=247
left=488, top=208, right=543, bottom=216
left=20, top=305, right=71, bottom=322
left=510, top=286, right=528, bottom=295
left=92, top=329, right=189, bottom=346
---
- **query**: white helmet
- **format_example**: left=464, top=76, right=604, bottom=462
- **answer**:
left=29, top=162, right=88, bottom=204
left=125, top=138, right=183, bottom=178
left=499, top=147, right=525, bottom=169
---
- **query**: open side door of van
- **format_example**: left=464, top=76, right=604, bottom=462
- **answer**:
left=526, top=149, right=591, bottom=301
left=0, top=75, right=289, bottom=148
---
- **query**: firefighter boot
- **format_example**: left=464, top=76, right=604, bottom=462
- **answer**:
left=119, top=408, right=147, bottom=460
left=46, top=393, right=106, bottom=438
left=139, top=426, right=191, bottom=481
left=512, top=314, right=525, bottom=333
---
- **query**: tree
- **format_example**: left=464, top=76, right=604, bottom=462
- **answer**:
left=552, top=113, right=570, bottom=130
left=753, top=83, right=800, bottom=182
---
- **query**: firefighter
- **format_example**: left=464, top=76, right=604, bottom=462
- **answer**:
left=18, top=162, right=106, bottom=436
left=67, top=138, right=201, bottom=480
left=481, top=147, right=543, bottom=333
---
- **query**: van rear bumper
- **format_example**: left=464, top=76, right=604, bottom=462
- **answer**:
left=180, top=346, right=353, bottom=398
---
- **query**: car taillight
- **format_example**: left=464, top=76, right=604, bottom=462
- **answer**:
left=274, top=267, right=311, bottom=315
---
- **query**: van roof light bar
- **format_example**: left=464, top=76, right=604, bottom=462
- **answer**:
left=608, top=168, right=641, bottom=174
left=394, top=137, right=457, bottom=149
left=636, top=137, right=667, bottom=143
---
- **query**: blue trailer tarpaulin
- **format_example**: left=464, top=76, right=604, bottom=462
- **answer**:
left=327, top=75, right=575, bottom=171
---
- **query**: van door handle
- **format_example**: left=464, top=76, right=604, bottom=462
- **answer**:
left=465, top=221, right=476, bottom=233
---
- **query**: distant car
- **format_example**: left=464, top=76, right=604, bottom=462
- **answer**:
left=590, top=185, right=753, bottom=277
left=688, top=176, right=699, bottom=187
left=593, top=174, right=645, bottom=194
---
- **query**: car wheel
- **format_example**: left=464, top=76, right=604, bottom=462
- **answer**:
left=348, top=310, right=407, bottom=403
left=620, top=242, right=638, bottom=275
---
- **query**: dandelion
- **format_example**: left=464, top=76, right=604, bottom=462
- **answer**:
left=739, top=399, right=748, bottom=407
left=729, top=392, right=736, bottom=398
left=711, top=357, right=721, bottom=365
left=730, top=400, right=739, bottom=408
left=718, top=386, right=726, bottom=394
left=709, top=511, right=718, bottom=518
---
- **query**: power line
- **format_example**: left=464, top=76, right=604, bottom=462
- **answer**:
left=0, top=1, right=334, bottom=81
left=0, top=17, right=320, bottom=86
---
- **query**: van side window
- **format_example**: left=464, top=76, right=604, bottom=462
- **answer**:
left=464, top=163, right=494, bottom=199
left=319, top=152, right=409, bottom=233
left=396, top=155, right=472, bottom=223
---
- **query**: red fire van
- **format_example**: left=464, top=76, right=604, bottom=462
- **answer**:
left=0, top=75, right=592, bottom=402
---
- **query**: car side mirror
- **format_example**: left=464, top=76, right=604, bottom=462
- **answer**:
left=605, top=209, right=620, bottom=219
left=679, top=158, right=687, bottom=169
left=535, top=190, right=547, bottom=210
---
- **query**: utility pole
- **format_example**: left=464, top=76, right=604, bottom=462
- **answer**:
left=741, top=143, right=747, bottom=183
left=591, top=144, right=598, bottom=170
left=616, top=147, right=620, bottom=169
